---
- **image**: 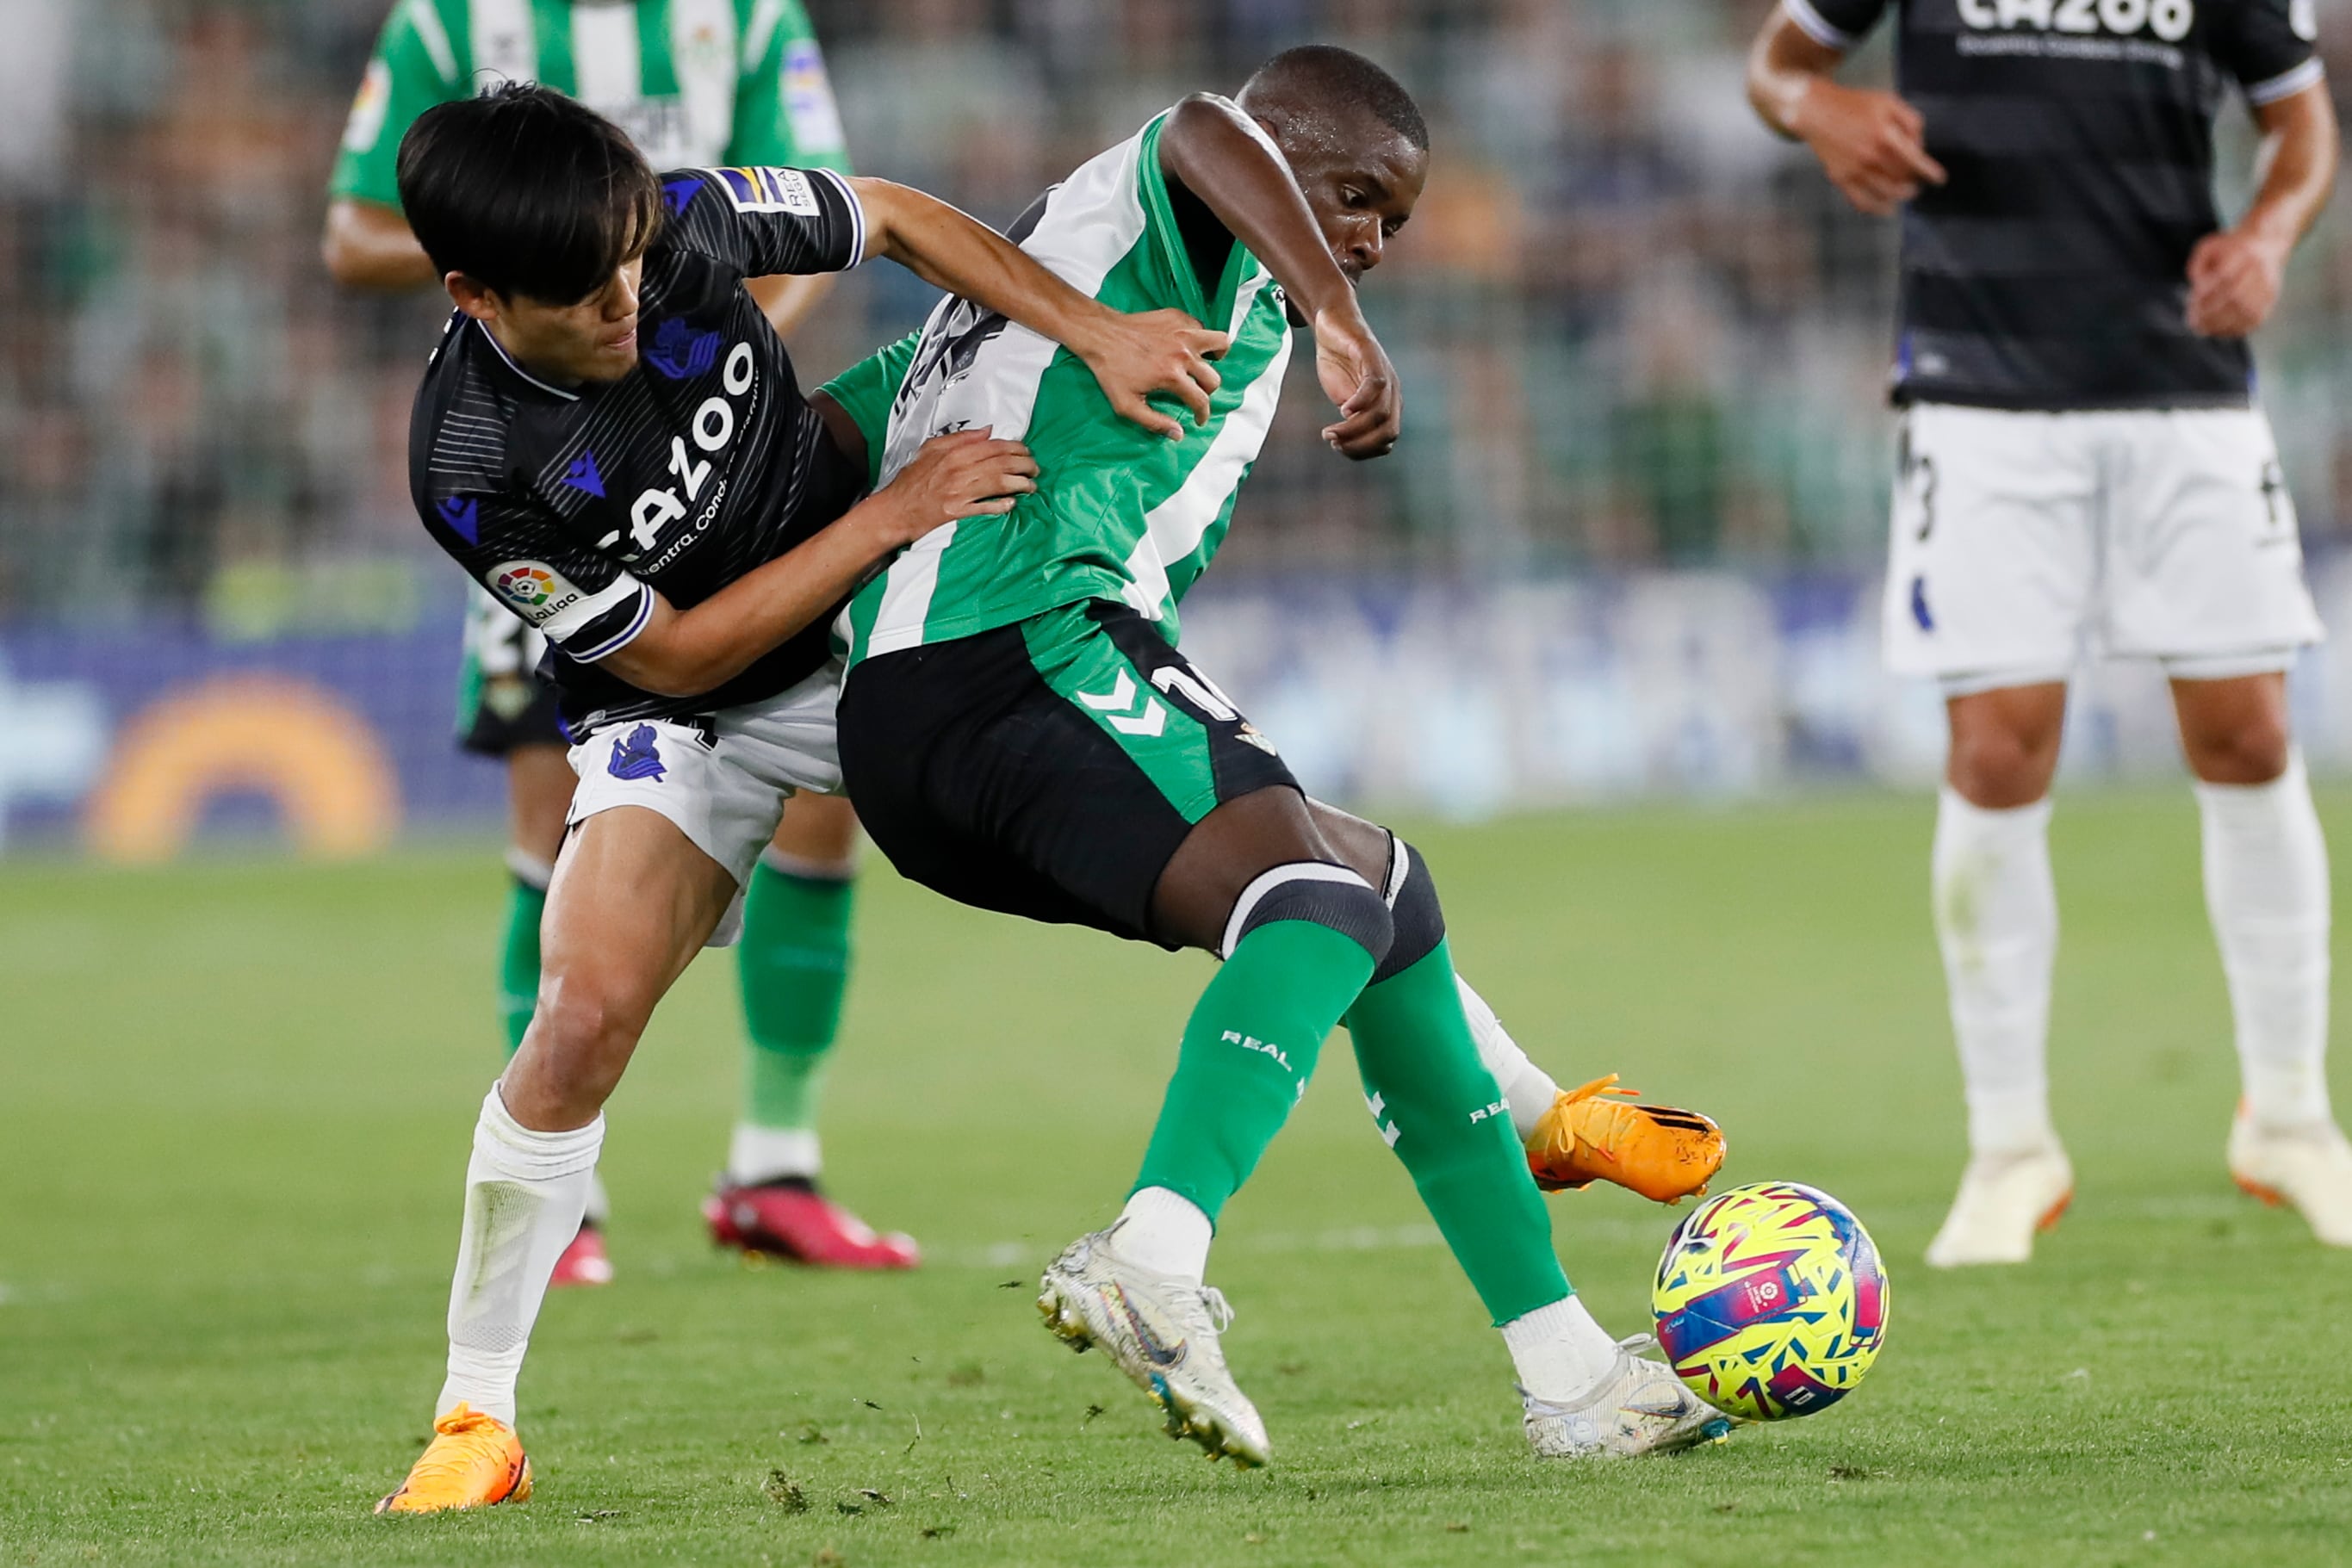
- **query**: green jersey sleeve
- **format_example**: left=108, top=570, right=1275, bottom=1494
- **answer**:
left=817, top=334, right=918, bottom=487
left=726, top=0, right=853, bottom=173
left=329, top=0, right=469, bottom=209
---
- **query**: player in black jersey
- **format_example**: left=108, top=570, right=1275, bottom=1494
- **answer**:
left=1750, top=0, right=2351, bottom=1262
left=375, top=84, right=1228, bottom=1514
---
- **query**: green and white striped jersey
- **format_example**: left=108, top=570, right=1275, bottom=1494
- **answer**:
left=837, top=109, right=1296, bottom=666
left=329, top=0, right=849, bottom=210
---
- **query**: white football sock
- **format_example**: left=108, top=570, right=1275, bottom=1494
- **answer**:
left=436, top=1084, right=605, bottom=1428
left=728, top=1125, right=822, bottom=1185
left=1500, top=1294, right=1623, bottom=1404
left=1456, top=977, right=1561, bottom=1141
left=581, top=1168, right=611, bottom=1228
left=1114, top=1186, right=1213, bottom=1285
left=504, top=846, right=555, bottom=891
left=2197, top=753, right=2332, bottom=1130
left=1933, top=789, right=2061, bottom=1158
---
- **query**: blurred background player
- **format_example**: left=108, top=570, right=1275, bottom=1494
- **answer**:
left=323, top=0, right=911, bottom=1280
left=1749, top=0, right=2352, bottom=1263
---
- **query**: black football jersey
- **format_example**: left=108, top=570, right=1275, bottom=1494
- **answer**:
left=411, top=164, right=871, bottom=733
left=1790, top=0, right=2324, bottom=409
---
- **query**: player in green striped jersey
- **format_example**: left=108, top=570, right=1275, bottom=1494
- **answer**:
left=830, top=46, right=1740, bottom=1466
left=324, top=1, right=914, bottom=1279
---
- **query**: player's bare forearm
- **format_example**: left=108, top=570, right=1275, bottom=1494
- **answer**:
left=2239, top=86, right=2338, bottom=253
left=1745, top=10, right=1840, bottom=140
left=1747, top=9, right=1944, bottom=217
left=747, top=272, right=837, bottom=340
left=846, top=177, right=1226, bottom=438
left=600, top=507, right=909, bottom=696
left=2187, top=86, right=2336, bottom=337
left=599, top=431, right=1036, bottom=697
left=321, top=197, right=438, bottom=290
left=1157, top=93, right=1356, bottom=322
left=1157, top=94, right=1402, bottom=458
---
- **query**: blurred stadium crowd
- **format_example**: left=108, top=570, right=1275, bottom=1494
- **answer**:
left=9, top=0, right=2352, bottom=842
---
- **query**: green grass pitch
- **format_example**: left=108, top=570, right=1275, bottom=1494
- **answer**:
left=5, top=789, right=2351, bottom=1566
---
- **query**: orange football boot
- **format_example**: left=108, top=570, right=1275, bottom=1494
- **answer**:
left=1525, top=1075, right=1726, bottom=1204
left=375, top=1404, right=532, bottom=1515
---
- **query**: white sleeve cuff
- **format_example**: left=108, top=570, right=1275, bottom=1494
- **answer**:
left=554, top=577, right=655, bottom=661
left=2245, top=59, right=2325, bottom=107
left=1784, top=0, right=1860, bottom=50
left=814, top=165, right=867, bottom=268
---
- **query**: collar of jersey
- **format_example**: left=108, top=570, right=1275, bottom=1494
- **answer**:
left=473, top=317, right=582, bottom=403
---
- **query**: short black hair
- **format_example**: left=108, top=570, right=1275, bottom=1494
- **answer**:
left=395, top=83, right=662, bottom=305
left=1241, top=45, right=1429, bottom=153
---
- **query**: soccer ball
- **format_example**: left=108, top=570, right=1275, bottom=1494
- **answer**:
left=1651, top=1181, right=1890, bottom=1422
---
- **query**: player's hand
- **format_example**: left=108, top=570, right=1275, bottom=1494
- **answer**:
left=1071, top=307, right=1230, bottom=441
left=875, top=431, right=1039, bottom=542
left=1792, top=81, right=1946, bottom=218
left=1313, top=303, right=1400, bottom=461
left=2187, top=227, right=2289, bottom=338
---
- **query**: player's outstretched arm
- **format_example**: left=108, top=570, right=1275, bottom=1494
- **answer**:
left=320, top=197, right=438, bottom=291
left=844, top=177, right=1229, bottom=441
left=1157, top=93, right=1401, bottom=460
left=597, top=432, right=1035, bottom=697
left=2188, top=84, right=2339, bottom=338
left=1747, top=7, right=1944, bottom=218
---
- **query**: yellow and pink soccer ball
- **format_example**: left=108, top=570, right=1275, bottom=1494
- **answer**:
left=1651, top=1181, right=1890, bottom=1422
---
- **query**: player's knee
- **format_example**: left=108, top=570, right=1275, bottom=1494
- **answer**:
left=1371, top=835, right=1444, bottom=985
left=2188, top=710, right=2293, bottom=785
left=1224, top=861, right=1394, bottom=970
left=530, top=969, right=651, bottom=1069
left=1946, top=724, right=2057, bottom=809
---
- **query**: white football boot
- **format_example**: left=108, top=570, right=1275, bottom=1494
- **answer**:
left=1036, top=1224, right=1271, bottom=1467
left=2229, top=1109, right=2352, bottom=1248
left=1522, top=1335, right=1741, bottom=1460
left=1925, top=1143, right=2073, bottom=1268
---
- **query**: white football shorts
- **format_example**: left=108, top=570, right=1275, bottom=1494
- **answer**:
left=563, top=660, right=845, bottom=946
left=1881, top=402, right=2324, bottom=695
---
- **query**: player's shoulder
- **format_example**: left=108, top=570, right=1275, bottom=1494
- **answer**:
left=381, top=0, right=471, bottom=77
left=413, top=318, right=538, bottom=505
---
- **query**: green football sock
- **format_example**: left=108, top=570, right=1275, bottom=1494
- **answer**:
left=1132, top=920, right=1376, bottom=1225
left=496, top=874, right=546, bottom=1058
left=1346, top=939, right=1570, bottom=1324
left=735, top=861, right=854, bottom=1131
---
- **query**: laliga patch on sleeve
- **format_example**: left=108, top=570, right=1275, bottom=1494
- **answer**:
left=712, top=165, right=822, bottom=216
left=783, top=40, right=847, bottom=153
left=486, top=560, right=586, bottom=626
left=343, top=59, right=391, bottom=153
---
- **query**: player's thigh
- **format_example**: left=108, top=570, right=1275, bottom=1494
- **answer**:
left=540, top=804, right=736, bottom=1016
left=1302, top=798, right=1399, bottom=889
left=513, top=803, right=738, bottom=1125
left=841, top=604, right=1303, bottom=949
left=1883, top=404, right=2101, bottom=688
left=505, top=744, right=577, bottom=865
left=768, top=792, right=860, bottom=871
left=1151, top=786, right=1342, bottom=953
left=2106, top=408, right=2323, bottom=666
left=569, top=688, right=835, bottom=945
left=1019, top=604, right=1310, bottom=949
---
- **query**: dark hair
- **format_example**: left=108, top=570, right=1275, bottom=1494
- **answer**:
left=1242, top=45, right=1429, bottom=153
left=395, top=83, right=662, bottom=305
